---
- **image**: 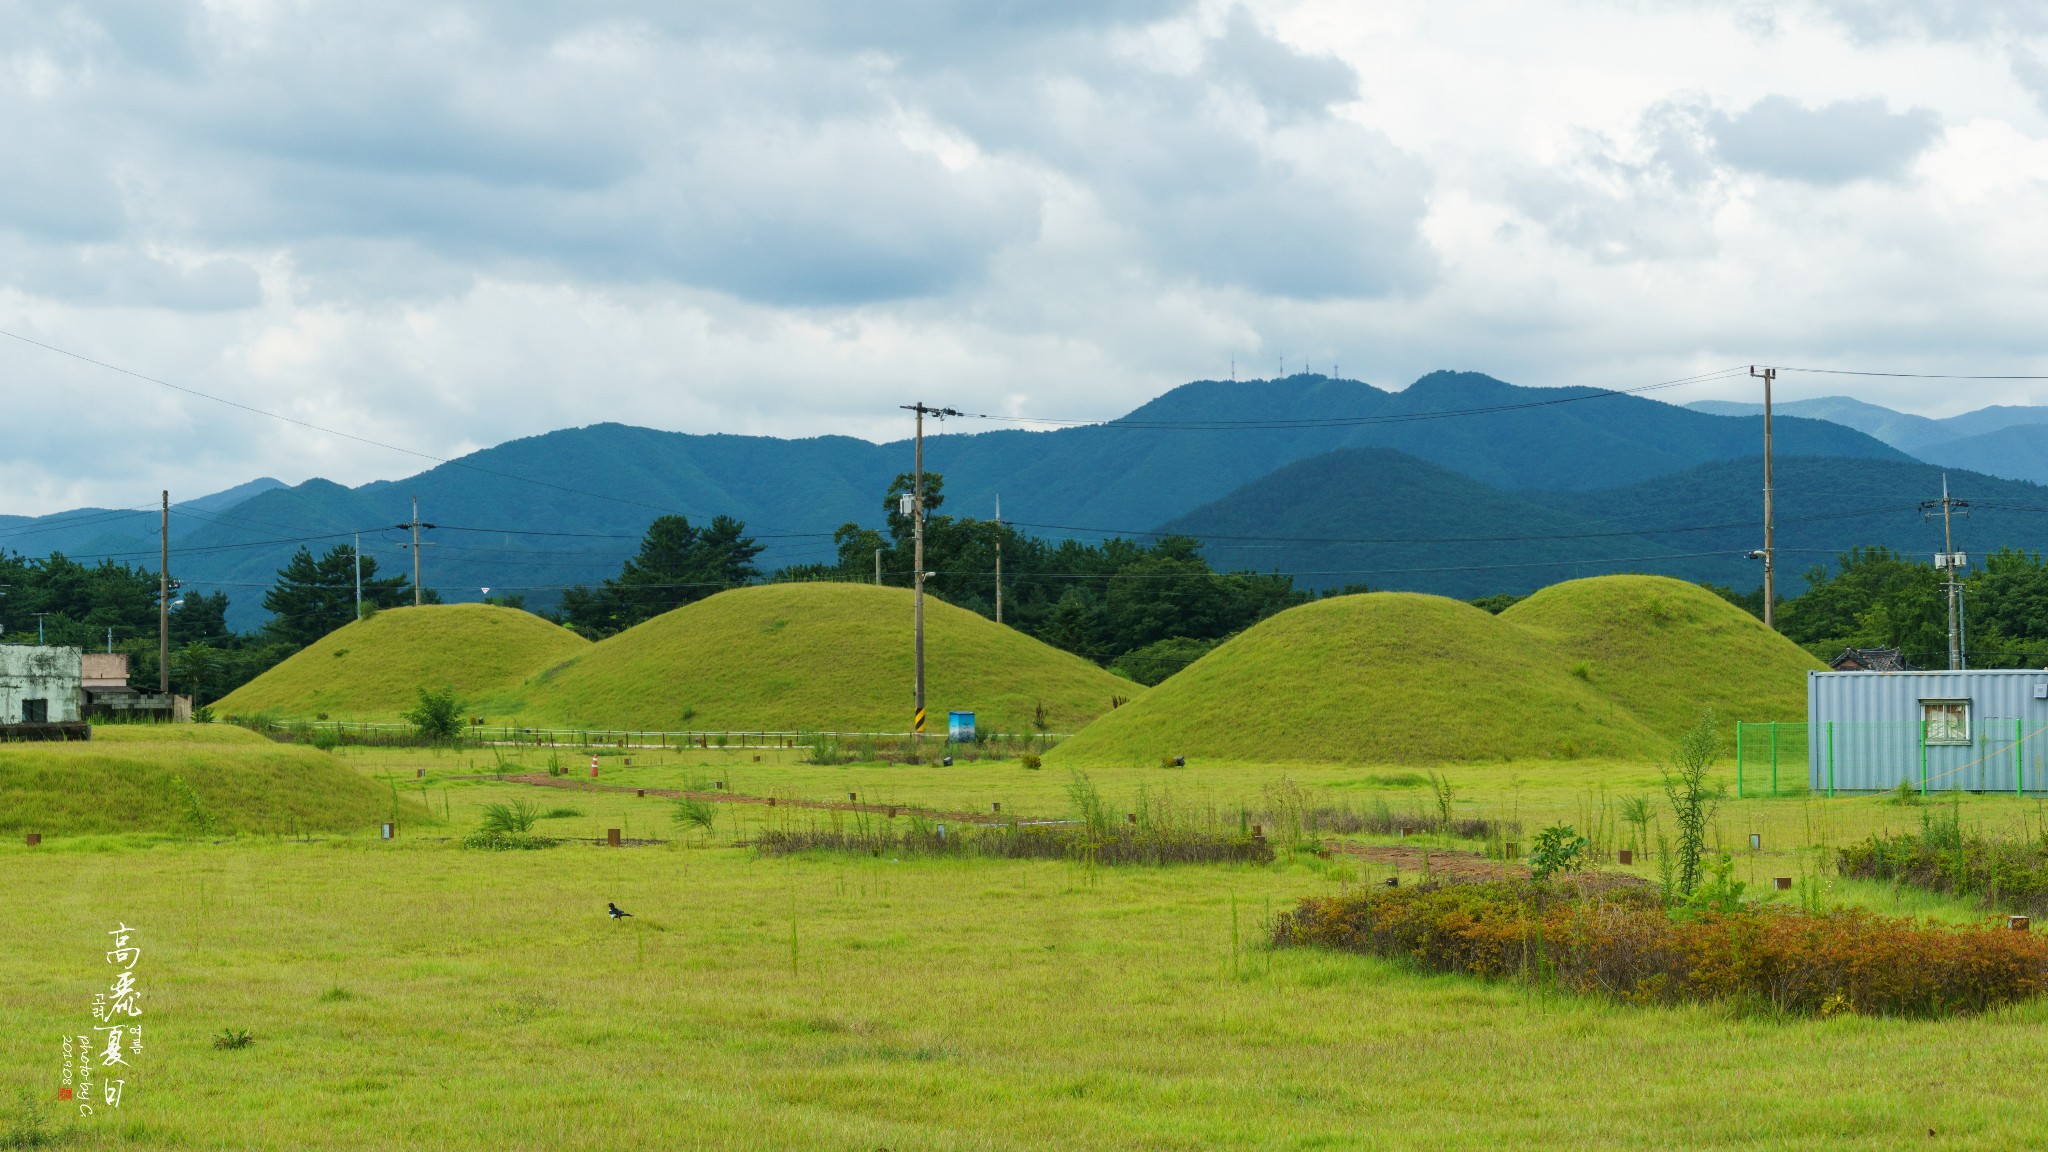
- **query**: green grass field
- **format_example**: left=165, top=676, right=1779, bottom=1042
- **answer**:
left=10, top=728, right=2048, bottom=1147
left=215, top=604, right=588, bottom=723
left=7, top=763, right=2048, bottom=1150
left=506, top=583, right=1138, bottom=735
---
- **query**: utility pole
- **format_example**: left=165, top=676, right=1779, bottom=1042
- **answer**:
left=354, top=531, right=363, bottom=620
left=396, top=496, right=435, bottom=607
left=1923, top=475, right=1970, bottom=670
left=874, top=547, right=882, bottom=587
left=1748, top=366, right=1777, bottom=629
left=994, top=493, right=1003, bottom=626
left=159, top=490, right=170, bottom=695
left=901, top=402, right=961, bottom=737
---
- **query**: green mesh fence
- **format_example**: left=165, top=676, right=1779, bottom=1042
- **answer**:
left=1736, top=719, right=2041, bottom=798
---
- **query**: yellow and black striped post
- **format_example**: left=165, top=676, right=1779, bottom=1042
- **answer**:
left=913, top=708, right=926, bottom=734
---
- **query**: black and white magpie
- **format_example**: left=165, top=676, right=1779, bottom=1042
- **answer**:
left=607, top=902, right=633, bottom=919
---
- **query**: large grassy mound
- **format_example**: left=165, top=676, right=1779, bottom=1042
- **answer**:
left=216, top=604, right=588, bottom=721
left=1499, top=575, right=1822, bottom=737
left=509, top=583, right=1136, bottom=733
left=0, top=724, right=421, bottom=836
left=1048, top=593, right=1660, bottom=766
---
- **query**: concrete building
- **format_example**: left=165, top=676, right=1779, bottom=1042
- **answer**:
left=1807, top=669, right=2048, bottom=794
left=0, top=645, right=84, bottom=725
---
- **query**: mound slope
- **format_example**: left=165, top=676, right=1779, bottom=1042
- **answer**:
left=1498, top=575, right=1821, bottom=736
left=0, top=725, right=422, bottom=837
left=1048, top=593, right=1659, bottom=766
left=509, top=582, right=1136, bottom=733
left=216, top=604, right=587, bottom=721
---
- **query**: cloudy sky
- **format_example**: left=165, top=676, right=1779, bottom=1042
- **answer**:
left=4, top=0, right=2048, bottom=513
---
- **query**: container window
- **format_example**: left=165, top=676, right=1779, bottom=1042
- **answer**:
left=1921, top=700, right=1970, bottom=745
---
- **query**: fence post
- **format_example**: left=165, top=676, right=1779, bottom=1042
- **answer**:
left=1736, top=723, right=1745, bottom=799
left=1770, top=720, right=1779, bottom=798
left=2020, top=719, right=2026, bottom=797
left=1826, top=721, right=1835, bottom=798
left=1920, top=721, right=1929, bottom=796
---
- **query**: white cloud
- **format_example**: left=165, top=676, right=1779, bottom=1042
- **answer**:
left=2, top=0, right=2048, bottom=512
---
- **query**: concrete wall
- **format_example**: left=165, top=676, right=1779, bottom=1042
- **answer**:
left=0, top=645, right=84, bottom=724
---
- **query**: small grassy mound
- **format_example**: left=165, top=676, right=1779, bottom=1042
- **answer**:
left=509, top=583, right=1136, bottom=734
left=1049, top=592, right=1658, bottom=766
left=216, top=604, right=588, bottom=722
left=0, top=724, right=422, bottom=837
left=1499, top=575, right=1822, bottom=737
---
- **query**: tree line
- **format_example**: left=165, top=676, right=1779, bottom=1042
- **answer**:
left=0, top=544, right=427, bottom=704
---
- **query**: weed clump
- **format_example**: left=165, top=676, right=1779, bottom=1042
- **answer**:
left=1839, top=798, right=2048, bottom=917
left=212, top=1028, right=255, bottom=1050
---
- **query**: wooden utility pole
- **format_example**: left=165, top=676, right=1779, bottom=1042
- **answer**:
left=1923, top=475, right=1970, bottom=670
left=1750, top=366, right=1777, bottom=629
left=396, top=496, right=434, bottom=607
left=994, top=493, right=1003, bottom=625
left=159, top=490, right=169, bottom=694
left=901, top=402, right=961, bottom=736
left=354, top=531, right=363, bottom=620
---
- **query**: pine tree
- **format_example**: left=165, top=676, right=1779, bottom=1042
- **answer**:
left=261, top=545, right=410, bottom=647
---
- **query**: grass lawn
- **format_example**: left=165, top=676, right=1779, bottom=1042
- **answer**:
left=8, top=733, right=2047, bottom=1148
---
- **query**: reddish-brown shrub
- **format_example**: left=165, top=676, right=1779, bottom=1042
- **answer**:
left=1273, top=880, right=2048, bottom=1017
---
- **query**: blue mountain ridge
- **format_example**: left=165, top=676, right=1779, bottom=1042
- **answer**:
left=1, top=372, right=1906, bottom=630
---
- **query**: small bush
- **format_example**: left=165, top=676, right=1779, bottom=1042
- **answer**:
left=462, top=831, right=561, bottom=851
left=1021, top=754, right=1042, bottom=770
left=1529, top=823, right=1588, bottom=881
left=1274, top=879, right=2048, bottom=1017
left=403, top=686, right=463, bottom=742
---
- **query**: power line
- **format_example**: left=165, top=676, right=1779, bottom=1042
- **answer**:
left=1768, top=365, right=2048, bottom=381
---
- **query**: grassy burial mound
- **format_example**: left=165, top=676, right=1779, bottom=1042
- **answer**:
left=511, top=582, right=1136, bottom=734
left=1499, top=575, right=1823, bottom=735
left=1049, top=592, right=1660, bottom=766
left=0, top=724, right=420, bottom=837
left=216, top=603, right=588, bottom=722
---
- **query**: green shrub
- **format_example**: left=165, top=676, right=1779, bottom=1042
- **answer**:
left=1528, top=823, right=1588, bottom=881
left=403, top=686, right=463, bottom=742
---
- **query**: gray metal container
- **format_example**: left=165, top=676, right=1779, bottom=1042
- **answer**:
left=1807, top=669, right=2048, bottom=793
